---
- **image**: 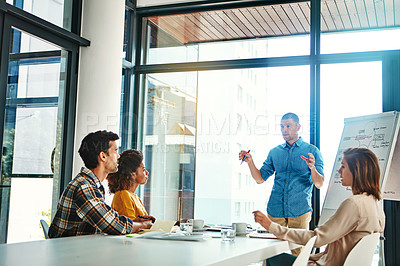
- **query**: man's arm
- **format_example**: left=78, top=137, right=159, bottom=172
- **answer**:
left=75, top=185, right=151, bottom=234
left=310, top=165, right=324, bottom=189
left=301, top=153, right=324, bottom=189
left=239, top=150, right=264, bottom=184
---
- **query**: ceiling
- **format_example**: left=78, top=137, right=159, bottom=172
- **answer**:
left=146, top=0, right=400, bottom=45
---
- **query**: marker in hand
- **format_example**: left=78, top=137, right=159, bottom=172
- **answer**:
left=241, top=150, right=250, bottom=165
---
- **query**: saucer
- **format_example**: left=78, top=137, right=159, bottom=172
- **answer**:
left=235, top=232, right=248, bottom=236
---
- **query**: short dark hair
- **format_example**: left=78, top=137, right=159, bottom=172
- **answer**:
left=78, top=130, right=119, bottom=169
left=281, top=113, right=299, bottom=124
left=343, top=147, right=381, bottom=200
left=107, top=149, right=143, bottom=193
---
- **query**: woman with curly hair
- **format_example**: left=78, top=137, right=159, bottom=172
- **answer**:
left=107, top=149, right=155, bottom=222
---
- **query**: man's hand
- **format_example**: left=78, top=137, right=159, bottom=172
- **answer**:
left=301, top=153, right=315, bottom=170
left=132, top=220, right=153, bottom=232
left=135, top=215, right=156, bottom=223
left=239, top=150, right=252, bottom=163
left=141, top=221, right=153, bottom=229
left=301, top=153, right=324, bottom=189
left=239, top=150, right=264, bottom=184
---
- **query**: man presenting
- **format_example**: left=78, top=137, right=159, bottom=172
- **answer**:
left=49, top=130, right=152, bottom=238
left=239, top=113, right=324, bottom=255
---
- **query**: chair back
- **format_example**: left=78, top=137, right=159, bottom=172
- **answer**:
left=292, top=236, right=317, bottom=266
left=40, top=219, right=49, bottom=239
left=343, top=233, right=380, bottom=266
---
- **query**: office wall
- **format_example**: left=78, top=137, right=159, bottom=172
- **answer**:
left=73, top=0, right=125, bottom=176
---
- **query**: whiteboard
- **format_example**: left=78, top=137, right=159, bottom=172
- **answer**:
left=319, top=111, right=400, bottom=225
left=383, top=132, right=400, bottom=201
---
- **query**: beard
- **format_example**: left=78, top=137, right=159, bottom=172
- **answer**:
left=107, top=162, right=118, bottom=174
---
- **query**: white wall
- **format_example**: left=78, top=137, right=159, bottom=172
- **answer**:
left=73, top=0, right=125, bottom=176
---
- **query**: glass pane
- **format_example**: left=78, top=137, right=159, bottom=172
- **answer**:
left=320, top=61, right=382, bottom=206
left=15, top=63, right=60, bottom=98
left=142, top=72, right=198, bottom=221
left=320, top=0, right=400, bottom=53
left=12, top=108, right=57, bottom=174
left=6, top=0, right=74, bottom=31
left=144, top=2, right=311, bottom=64
left=141, top=66, right=310, bottom=226
left=1, top=28, right=68, bottom=243
left=321, top=29, right=400, bottom=54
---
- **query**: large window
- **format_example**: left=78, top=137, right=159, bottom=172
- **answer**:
left=125, top=1, right=400, bottom=263
left=143, top=2, right=311, bottom=65
left=129, top=0, right=398, bottom=221
left=141, top=65, right=310, bottom=225
left=1, top=29, right=67, bottom=243
left=0, top=2, right=86, bottom=244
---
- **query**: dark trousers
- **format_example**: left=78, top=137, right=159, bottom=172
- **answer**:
left=266, top=253, right=297, bottom=266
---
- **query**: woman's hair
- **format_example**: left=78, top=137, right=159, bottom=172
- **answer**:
left=343, top=147, right=381, bottom=200
left=107, top=149, right=143, bottom=193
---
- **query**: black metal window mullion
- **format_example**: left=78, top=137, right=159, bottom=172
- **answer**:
left=0, top=15, right=14, bottom=182
left=70, top=0, right=83, bottom=36
left=132, top=5, right=143, bottom=149
left=2, top=26, right=21, bottom=178
left=58, top=48, right=79, bottom=193
left=309, top=0, right=321, bottom=231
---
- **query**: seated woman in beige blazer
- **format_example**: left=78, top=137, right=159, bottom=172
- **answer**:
left=253, top=147, right=385, bottom=266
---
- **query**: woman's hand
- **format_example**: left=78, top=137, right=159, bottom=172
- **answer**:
left=253, top=210, right=272, bottom=231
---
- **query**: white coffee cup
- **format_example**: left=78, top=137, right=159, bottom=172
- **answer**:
left=190, top=219, right=204, bottom=230
left=232, top=222, right=247, bottom=235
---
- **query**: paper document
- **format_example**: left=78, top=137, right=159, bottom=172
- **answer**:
left=248, top=232, right=278, bottom=239
left=150, top=220, right=176, bottom=232
left=138, top=231, right=209, bottom=241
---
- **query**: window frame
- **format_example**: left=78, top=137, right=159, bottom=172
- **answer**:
left=123, top=0, right=400, bottom=263
left=0, top=1, right=89, bottom=243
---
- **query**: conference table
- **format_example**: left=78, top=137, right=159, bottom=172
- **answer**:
left=0, top=232, right=296, bottom=266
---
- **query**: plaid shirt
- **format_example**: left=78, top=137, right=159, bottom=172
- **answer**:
left=48, top=167, right=135, bottom=238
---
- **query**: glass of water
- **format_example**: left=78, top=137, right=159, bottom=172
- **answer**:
left=221, top=229, right=235, bottom=242
left=179, top=218, right=193, bottom=235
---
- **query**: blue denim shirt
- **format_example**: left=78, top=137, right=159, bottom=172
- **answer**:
left=260, top=137, right=324, bottom=218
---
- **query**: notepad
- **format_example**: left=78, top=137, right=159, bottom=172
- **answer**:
left=149, top=220, right=176, bottom=232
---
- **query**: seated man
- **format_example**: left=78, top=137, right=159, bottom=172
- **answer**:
left=48, top=130, right=152, bottom=238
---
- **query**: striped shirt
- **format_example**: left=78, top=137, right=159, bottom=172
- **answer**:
left=48, top=167, right=135, bottom=238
